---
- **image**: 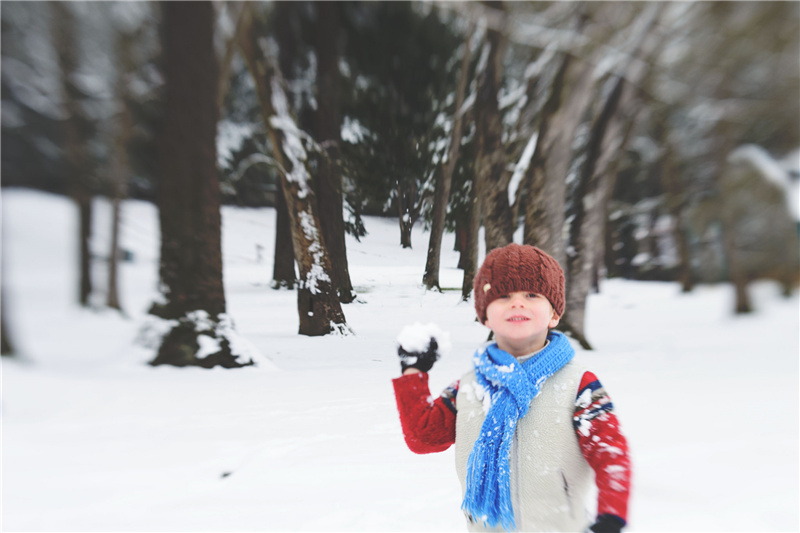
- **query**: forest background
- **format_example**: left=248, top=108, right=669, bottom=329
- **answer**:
left=1, top=1, right=799, bottom=530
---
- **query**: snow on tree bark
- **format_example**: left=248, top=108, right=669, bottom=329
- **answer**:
left=238, top=8, right=348, bottom=336
left=475, top=12, right=514, bottom=254
left=150, top=1, right=252, bottom=368
left=424, top=27, right=474, bottom=291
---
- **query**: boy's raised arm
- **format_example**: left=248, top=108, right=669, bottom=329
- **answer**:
left=393, top=372, right=457, bottom=453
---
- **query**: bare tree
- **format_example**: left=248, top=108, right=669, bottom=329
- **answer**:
left=106, top=23, right=136, bottom=313
left=561, top=4, right=665, bottom=349
left=238, top=5, right=348, bottom=336
left=313, top=1, right=355, bottom=303
left=474, top=2, right=514, bottom=253
left=51, top=1, right=94, bottom=307
left=424, top=27, right=474, bottom=291
left=150, top=1, right=251, bottom=368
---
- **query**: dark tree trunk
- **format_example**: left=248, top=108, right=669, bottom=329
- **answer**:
left=313, top=1, right=355, bottom=303
left=1, top=287, right=13, bottom=356
left=475, top=15, right=513, bottom=253
left=272, top=184, right=297, bottom=289
left=150, top=2, right=250, bottom=368
left=77, top=197, right=93, bottom=306
left=398, top=182, right=415, bottom=249
left=424, top=28, right=473, bottom=290
left=461, top=175, right=481, bottom=301
left=52, top=1, right=94, bottom=307
left=239, top=7, right=348, bottom=336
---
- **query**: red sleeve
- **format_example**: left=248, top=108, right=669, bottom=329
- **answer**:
left=392, top=373, right=457, bottom=454
left=574, top=371, right=631, bottom=524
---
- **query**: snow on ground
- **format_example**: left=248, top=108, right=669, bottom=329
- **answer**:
left=2, top=188, right=798, bottom=532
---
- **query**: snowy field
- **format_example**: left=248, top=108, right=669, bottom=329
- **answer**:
left=2, top=188, right=798, bottom=532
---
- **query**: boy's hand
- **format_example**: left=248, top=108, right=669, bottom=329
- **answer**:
left=398, top=337, right=439, bottom=373
left=590, top=514, right=624, bottom=533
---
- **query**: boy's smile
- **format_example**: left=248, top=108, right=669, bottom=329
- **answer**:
left=484, top=291, right=560, bottom=357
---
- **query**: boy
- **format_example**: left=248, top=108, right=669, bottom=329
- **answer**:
left=393, top=243, right=631, bottom=532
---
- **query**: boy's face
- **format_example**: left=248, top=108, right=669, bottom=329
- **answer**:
left=484, top=291, right=560, bottom=358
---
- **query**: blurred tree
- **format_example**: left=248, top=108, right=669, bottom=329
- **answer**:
left=50, top=1, right=96, bottom=307
left=474, top=2, right=514, bottom=253
left=150, top=1, right=252, bottom=368
left=340, top=2, right=463, bottom=249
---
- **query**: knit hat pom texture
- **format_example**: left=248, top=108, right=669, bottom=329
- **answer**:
left=473, top=243, right=565, bottom=323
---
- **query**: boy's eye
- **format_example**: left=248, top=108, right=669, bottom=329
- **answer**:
left=498, top=294, right=509, bottom=299
left=527, top=293, right=539, bottom=298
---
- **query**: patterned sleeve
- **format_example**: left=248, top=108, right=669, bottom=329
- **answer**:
left=392, top=372, right=459, bottom=454
left=573, top=371, right=632, bottom=524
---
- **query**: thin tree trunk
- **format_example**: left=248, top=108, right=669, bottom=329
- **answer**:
left=272, top=184, right=296, bottom=289
left=461, top=179, right=480, bottom=301
left=398, top=182, right=415, bottom=249
left=475, top=13, right=513, bottom=253
left=424, top=28, right=473, bottom=290
left=1, top=285, right=13, bottom=356
left=314, top=1, right=354, bottom=303
left=107, top=30, right=134, bottom=313
left=52, top=1, right=94, bottom=307
left=239, top=7, right=348, bottom=336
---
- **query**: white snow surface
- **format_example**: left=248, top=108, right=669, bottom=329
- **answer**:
left=2, top=188, right=799, bottom=531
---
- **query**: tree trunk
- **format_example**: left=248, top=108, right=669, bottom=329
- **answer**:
left=398, top=182, right=415, bottom=249
left=523, top=18, right=597, bottom=271
left=313, top=1, right=355, bottom=303
left=107, top=30, right=135, bottom=313
left=239, top=7, right=348, bottom=336
left=272, top=184, right=297, bottom=289
left=150, top=1, right=250, bottom=368
left=1, top=286, right=13, bottom=356
left=461, top=176, right=481, bottom=301
left=475, top=15, right=513, bottom=253
left=51, top=1, right=94, bottom=307
left=424, top=28, right=473, bottom=290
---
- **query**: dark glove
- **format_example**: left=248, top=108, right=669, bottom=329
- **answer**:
left=398, top=337, right=440, bottom=373
left=590, top=514, right=625, bottom=533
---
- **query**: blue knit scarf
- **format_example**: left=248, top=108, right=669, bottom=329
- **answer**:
left=461, top=331, right=575, bottom=531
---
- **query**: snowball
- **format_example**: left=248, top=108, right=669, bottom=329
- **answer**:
left=396, top=322, right=451, bottom=356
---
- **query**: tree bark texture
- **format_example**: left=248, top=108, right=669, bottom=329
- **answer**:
left=51, top=1, right=94, bottom=307
left=313, top=1, right=355, bottom=303
left=239, top=9, right=348, bottom=336
left=475, top=18, right=514, bottom=253
left=424, top=29, right=473, bottom=290
left=154, top=1, right=225, bottom=320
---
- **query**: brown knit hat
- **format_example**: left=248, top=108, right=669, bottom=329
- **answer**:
left=473, top=243, right=565, bottom=323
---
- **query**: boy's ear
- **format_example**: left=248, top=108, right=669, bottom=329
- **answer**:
left=549, top=314, right=561, bottom=328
